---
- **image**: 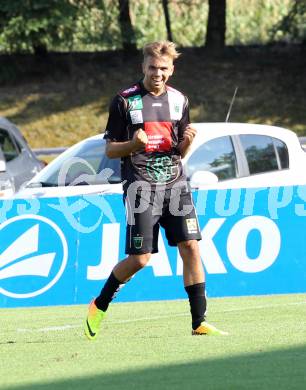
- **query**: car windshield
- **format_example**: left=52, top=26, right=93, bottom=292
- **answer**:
left=28, top=138, right=121, bottom=187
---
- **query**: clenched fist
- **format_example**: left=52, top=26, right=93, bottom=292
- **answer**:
left=132, top=128, right=148, bottom=151
left=183, top=124, right=197, bottom=145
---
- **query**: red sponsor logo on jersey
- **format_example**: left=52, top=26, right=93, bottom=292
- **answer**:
left=144, top=122, right=172, bottom=152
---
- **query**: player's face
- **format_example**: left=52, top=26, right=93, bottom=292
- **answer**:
left=142, top=55, right=174, bottom=95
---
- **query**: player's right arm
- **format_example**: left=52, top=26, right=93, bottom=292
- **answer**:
left=103, top=95, right=148, bottom=159
left=106, top=129, right=148, bottom=158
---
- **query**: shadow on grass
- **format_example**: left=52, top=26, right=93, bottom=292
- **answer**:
left=0, top=50, right=143, bottom=126
left=4, top=344, right=306, bottom=390
left=1, top=46, right=306, bottom=136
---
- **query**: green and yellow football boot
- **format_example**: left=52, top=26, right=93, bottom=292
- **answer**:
left=192, top=321, right=228, bottom=336
left=84, top=300, right=106, bottom=340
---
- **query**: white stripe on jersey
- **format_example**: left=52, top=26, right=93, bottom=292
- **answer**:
left=167, top=89, right=185, bottom=121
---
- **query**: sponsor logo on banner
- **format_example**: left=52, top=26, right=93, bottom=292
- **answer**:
left=87, top=216, right=282, bottom=281
left=0, top=215, right=68, bottom=298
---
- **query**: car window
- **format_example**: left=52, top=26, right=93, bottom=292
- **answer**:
left=11, top=136, right=22, bottom=153
left=33, top=138, right=121, bottom=186
left=239, top=135, right=285, bottom=174
left=186, top=136, right=237, bottom=181
left=0, top=128, right=19, bottom=162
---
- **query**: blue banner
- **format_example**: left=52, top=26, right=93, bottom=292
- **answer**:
left=1, top=185, right=306, bottom=307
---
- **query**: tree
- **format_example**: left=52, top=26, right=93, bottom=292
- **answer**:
left=205, top=0, right=226, bottom=50
left=0, top=0, right=79, bottom=55
left=162, top=0, right=173, bottom=42
left=118, top=0, right=137, bottom=52
left=270, top=0, right=306, bottom=44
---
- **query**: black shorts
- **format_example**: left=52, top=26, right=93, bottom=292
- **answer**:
left=124, top=187, right=202, bottom=254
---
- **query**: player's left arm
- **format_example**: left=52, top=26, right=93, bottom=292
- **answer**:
left=178, top=124, right=197, bottom=158
left=177, top=97, right=197, bottom=158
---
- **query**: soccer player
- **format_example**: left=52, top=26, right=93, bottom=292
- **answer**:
left=85, top=40, right=228, bottom=339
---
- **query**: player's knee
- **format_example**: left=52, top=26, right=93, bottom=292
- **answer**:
left=178, top=240, right=199, bottom=255
left=130, top=253, right=151, bottom=270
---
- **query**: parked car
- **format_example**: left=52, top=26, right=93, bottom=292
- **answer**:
left=0, top=117, right=45, bottom=197
left=15, top=123, right=306, bottom=199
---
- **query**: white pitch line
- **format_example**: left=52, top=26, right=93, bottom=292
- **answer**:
left=221, top=300, right=306, bottom=312
left=15, top=300, right=306, bottom=334
left=111, top=300, right=306, bottom=323
left=17, top=324, right=80, bottom=333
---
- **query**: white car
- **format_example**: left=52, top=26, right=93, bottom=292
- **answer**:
left=16, top=123, right=306, bottom=199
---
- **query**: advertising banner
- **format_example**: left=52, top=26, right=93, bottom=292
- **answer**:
left=1, top=185, right=306, bottom=307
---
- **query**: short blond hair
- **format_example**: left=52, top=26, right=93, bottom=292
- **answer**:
left=143, top=41, right=181, bottom=61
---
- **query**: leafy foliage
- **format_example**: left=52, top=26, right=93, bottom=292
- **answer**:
left=270, top=0, right=306, bottom=44
left=72, top=1, right=121, bottom=51
left=0, top=0, right=123, bottom=53
left=0, top=0, right=79, bottom=53
left=0, top=0, right=302, bottom=53
left=226, top=0, right=292, bottom=45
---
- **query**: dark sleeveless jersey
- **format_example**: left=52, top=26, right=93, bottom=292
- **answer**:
left=103, top=81, right=189, bottom=192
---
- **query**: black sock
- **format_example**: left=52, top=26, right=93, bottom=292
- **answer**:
left=185, top=282, right=206, bottom=330
left=95, top=272, right=123, bottom=312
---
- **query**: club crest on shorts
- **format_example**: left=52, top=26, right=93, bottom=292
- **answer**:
left=133, top=236, right=143, bottom=249
left=186, top=218, right=198, bottom=234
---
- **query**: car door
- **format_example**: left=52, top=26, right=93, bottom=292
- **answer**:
left=185, top=135, right=242, bottom=185
left=237, top=134, right=289, bottom=172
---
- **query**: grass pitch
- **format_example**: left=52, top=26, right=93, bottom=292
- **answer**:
left=1, top=294, right=306, bottom=390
